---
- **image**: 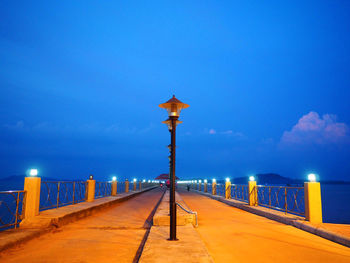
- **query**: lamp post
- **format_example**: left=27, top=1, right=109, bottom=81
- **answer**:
left=159, top=95, right=189, bottom=241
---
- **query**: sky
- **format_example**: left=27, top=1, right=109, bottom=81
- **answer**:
left=1, top=1, right=350, bottom=181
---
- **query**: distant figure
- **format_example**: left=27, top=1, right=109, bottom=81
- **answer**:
left=187, top=184, right=190, bottom=191
left=166, top=179, right=170, bottom=188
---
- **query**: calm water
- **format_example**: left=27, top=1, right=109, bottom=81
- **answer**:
left=321, top=184, right=350, bottom=224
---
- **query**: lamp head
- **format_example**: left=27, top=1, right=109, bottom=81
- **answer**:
left=159, top=95, right=189, bottom=117
left=89, top=174, right=93, bottom=180
left=204, top=179, right=208, bottom=183
left=225, top=177, right=230, bottom=182
left=212, top=178, right=216, bottom=183
left=249, top=176, right=255, bottom=182
left=133, top=178, right=137, bottom=182
left=29, top=169, right=38, bottom=177
left=308, top=173, right=317, bottom=182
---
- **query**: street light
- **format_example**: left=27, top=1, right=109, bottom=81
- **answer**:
left=29, top=169, right=38, bottom=177
left=308, top=173, right=317, bottom=182
left=159, top=95, right=189, bottom=241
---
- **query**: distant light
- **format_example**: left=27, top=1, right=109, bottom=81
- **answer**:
left=191, top=180, right=194, bottom=183
left=142, top=179, right=146, bottom=182
left=199, top=180, right=202, bottom=183
left=148, top=180, right=151, bottom=183
left=212, top=178, right=216, bottom=183
left=29, top=169, right=38, bottom=177
left=225, top=177, right=230, bottom=182
left=112, top=176, right=117, bottom=181
left=204, top=179, right=208, bottom=183
left=249, top=176, right=255, bottom=182
left=194, top=180, right=197, bottom=183
left=133, top=178, right=137, bottom=182
left=308, top=173, right=317, bottom=182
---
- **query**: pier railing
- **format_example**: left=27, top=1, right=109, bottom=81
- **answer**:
left=1, top=178, right=156, bottom=231
left=231, top=184, right=249, bottom=202
left=95, top=182, right=112, bottom=198
left=185, top=180, right=307, bottom=218
left=257, top=185, right=305, bottom=216
left=40, top=181, right=87, bottom=211
left=0, top=190, right=26, bottom=229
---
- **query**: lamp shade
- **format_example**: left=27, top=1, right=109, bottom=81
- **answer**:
left=159, top=95, right=189, bottom=117
left=162, top=118, right=183, bottom=130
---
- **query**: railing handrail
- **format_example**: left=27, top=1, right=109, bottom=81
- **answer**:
left=176, top=202, right=198, bottom=227
left=257, top=185, right=303, bottom=189
left=0, top=191, right=27, bottom=197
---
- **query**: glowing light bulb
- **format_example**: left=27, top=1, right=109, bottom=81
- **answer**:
left=29, top=169, right=38, bottom=177
left=308, top=173, right=317, bottom=182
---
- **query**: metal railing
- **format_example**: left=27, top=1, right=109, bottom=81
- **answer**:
left=216, top=183, right=225, bottom=196
left=0, top=190, right=26, bottom=229
left=257, top=185, right=305, bottom=216
left=95, top=182, right=112, bottom=198
left=40, top=181, right=87, bottom=211
left=117, top=181, right=126, bottom=194
left=231, top=184, right=249, bottom=202
left=176, top=202, right=198, bottom=227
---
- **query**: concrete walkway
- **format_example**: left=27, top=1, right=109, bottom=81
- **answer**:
left=179, top=189, right=350, bottom=263
left=0, top=188, right=164, bottom=263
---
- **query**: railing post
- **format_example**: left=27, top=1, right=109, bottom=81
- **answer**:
left=139, top=181, right=142, bottom=190
left=304, top=182, right=323, bottom=223
left=204, top=181, right=208, bottom=192
left=125, top=179, right=129, bottom=193
left=133, top=180, right=137, bottom=191
left=112, top=180, right=117, bottom=196
left=225, top=180, right=231, bottom=199
left=72, top=182, right=76, bottom=204
left=23, top=176, right=41, bottom=219
left=86, top=178, right=96, bottom=202
left=198, top=181, right=202, bottom=191
left=212, top=180, right=217, bottom=195
left=56, top=182, right=60, bottom=208
left=248, top=181, right=257, bottom=206
left=284, top=187, right=288, bottom=214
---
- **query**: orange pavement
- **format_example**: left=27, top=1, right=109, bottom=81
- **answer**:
left=0, top=188, right=164, bottom=263
left=179, top=189, right=350, bottom=263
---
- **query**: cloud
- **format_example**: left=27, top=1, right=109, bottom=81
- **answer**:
left=206, top=128, right=246, bottom=139
left=209, top=129, right=216, bottom=135
left=280, top=112, right=349, bottom=145
left=3, top=121, right=24, bottom=129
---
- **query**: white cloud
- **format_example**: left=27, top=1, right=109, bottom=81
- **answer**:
left=209, top=129, right=216, bottom=135
left=280, top=111, right=349, bottom=145
left=3, top=120, right=24, bottom=129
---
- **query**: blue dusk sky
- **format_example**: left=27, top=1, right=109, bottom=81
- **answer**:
left=1, top=1, right=350, bottom=181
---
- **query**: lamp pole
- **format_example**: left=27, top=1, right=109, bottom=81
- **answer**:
left=159, top=95, right=189, bottom=241
left=169, top=115, right=178, bottom=240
